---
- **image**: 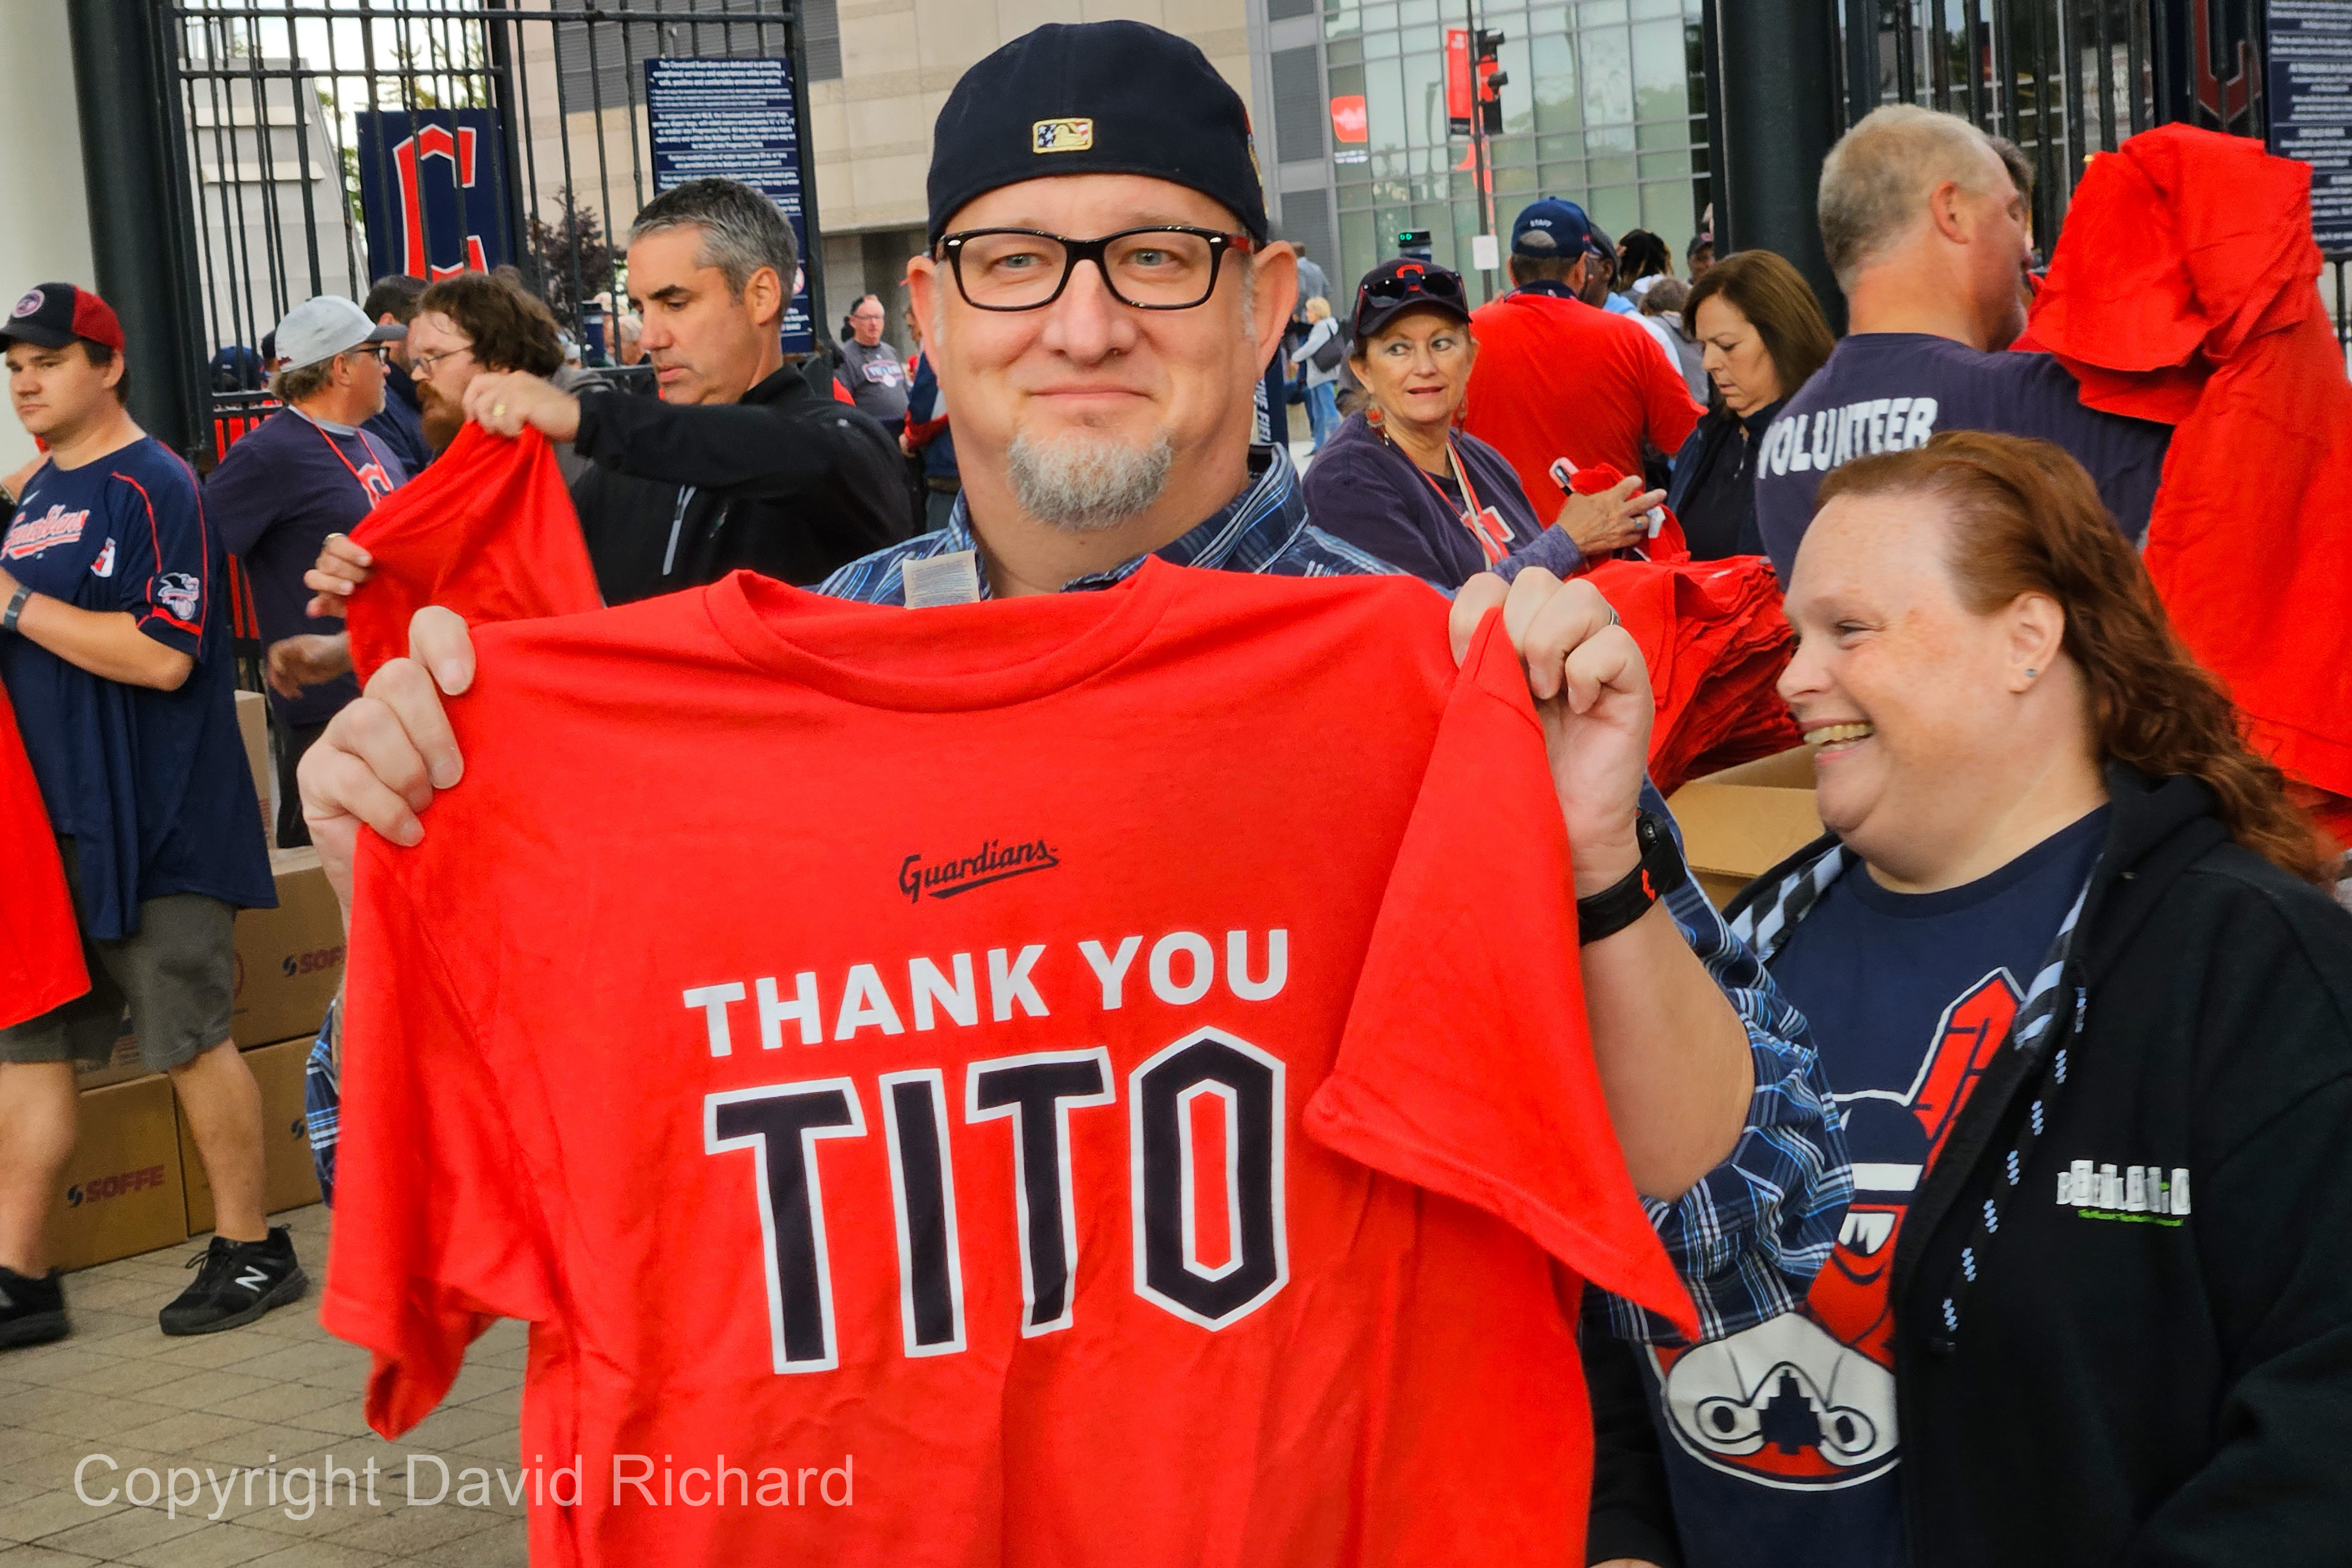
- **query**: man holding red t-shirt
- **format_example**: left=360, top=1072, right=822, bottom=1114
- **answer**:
left=299, top=20, right=1847, bottom=1557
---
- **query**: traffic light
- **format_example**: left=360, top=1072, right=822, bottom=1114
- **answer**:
left=1475, top=29, right=1507, bottom=135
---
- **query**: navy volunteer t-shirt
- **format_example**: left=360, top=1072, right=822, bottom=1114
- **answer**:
left=1752, top=334, right=2171, bottom=581
left=1633, top=808, right=2107, bottom=1568
left=0, top=437, right=275, bottom=940
left=206, top=408, right=405, bottom=728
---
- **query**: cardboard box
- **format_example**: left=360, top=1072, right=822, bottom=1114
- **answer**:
left=72, top=1029, right=149, bottom=1092
left=1666, top=745, right=1827, bottom=911
left=52, top=1074, right=188, bottom=1272
left=179, top=1035, right=321, bottom=1235
left=236, top=688, right=271, bottom=830
left=231, top=847, right=345, bottom=1049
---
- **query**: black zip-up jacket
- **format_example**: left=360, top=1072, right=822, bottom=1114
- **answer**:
left=1587, top=764, right=2352, bottom=1567
left=569, top=363, right=913, bottom=603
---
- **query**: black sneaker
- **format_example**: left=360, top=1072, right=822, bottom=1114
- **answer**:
left=0, top=1265, right=68, bottom=1349
left=158, top=1226, right=307, bottom=1336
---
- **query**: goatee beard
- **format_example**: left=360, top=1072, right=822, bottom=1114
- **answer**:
left=1005, top=427, right=1175, bottom=534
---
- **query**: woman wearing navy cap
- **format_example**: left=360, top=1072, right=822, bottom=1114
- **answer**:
left=1302, top=259, right=1664, bottom=591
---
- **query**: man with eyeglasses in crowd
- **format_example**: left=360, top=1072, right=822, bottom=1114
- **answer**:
left=300, top=19, right=1845, bottom=1416
left=359, top=274, right=432, bottom=478
left=203, top=295, right=409, bottom=846
left=313, top=178, right=911, bottom=610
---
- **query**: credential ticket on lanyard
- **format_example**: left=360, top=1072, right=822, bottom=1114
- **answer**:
left=1421, top=438, right=1512, bottom=564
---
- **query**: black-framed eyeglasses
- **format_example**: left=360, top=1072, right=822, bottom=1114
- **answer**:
left=936, top=225, right=1257, bottom=312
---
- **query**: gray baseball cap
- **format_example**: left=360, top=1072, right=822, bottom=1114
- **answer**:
left=273, top=295, right=403, bottom=371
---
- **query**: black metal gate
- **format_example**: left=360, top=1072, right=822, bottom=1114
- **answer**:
left=1835, top=1, right=2266, bottom=248
left=160, top=0, right=815, bottom=463
left=1829, top=1, right=2347, bottom=345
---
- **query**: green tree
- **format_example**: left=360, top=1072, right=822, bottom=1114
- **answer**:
left=528, top=186, right=617, bottom=334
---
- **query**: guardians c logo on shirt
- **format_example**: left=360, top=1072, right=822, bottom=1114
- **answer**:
left=2, top=504, right=91, bottom=560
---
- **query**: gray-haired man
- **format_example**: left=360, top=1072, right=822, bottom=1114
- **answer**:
left=442, top=178, right=913, bottom=601
left=1749, top=105, right=2169, bottom=580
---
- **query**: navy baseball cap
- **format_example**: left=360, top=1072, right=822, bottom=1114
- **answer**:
left=1, top=283, right=126, bottom=354
left=926, top=22, right=1269, bottom=248
left=1509, top=199, right=1593, bottom=260
left=1350, top=258, right=1471, bottom=340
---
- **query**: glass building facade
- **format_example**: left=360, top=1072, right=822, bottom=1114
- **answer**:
left=1258, top=0, right=1710, bottom=309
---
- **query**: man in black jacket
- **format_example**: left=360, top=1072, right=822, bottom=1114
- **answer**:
left=460, top=178, right=911, bottom=602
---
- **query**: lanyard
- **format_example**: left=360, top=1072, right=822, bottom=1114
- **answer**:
left=303, top=416, right=393, bottom=511
left=1412, top=436, right=1510, bottom=564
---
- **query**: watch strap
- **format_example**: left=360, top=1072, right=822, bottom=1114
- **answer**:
left=1576, top=811, right=1682, bottom=945
left=2, top=584, right=29, bottom=634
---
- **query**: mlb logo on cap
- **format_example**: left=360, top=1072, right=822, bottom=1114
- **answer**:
left=1033, top=118, right=1094, bottom=153
left=0, top=283, right=126, bottom=354
left=1509, top=198, right=1595, bottom=259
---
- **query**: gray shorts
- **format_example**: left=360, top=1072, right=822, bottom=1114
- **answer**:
left=0, top=837, right=235, bottom=1073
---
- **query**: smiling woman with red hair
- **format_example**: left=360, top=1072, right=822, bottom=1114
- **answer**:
left=1585, top=429, right=2352, bottom=1568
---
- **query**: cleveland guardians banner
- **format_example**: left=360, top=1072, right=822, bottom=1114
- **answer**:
left=356, top=109, right=512, bottom=283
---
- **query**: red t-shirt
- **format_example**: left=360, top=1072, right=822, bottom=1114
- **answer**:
left=0, top=677, right=87, bottom=1028
left=324, top=562, right=1695, bottom=1567
left=1463, top=289, right=1703, bottom=521
left=345, top=424, right=601, bottom=684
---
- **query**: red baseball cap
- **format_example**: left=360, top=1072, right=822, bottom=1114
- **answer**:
left=1, top=283, right=127, bottom=355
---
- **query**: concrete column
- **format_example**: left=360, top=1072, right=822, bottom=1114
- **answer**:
left=1706, top=0, right=1845, bottom=329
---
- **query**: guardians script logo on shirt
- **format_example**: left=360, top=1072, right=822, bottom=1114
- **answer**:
left=2, top=504, right=91, bottom=560
left=897, top=837, right=1060, bottom=903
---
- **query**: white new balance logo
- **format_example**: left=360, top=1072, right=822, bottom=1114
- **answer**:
left=235, top=1267, right=269, bottom=1293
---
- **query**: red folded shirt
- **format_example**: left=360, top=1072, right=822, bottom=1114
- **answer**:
left=1, top=678, right=87, bottom=1029
left=1585, top=555, right=1801, bottom=794
left=345, top=424, right=602, bottom=684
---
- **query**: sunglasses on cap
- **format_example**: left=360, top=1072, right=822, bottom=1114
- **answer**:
left=1359, top=268, right=1466, bottom=306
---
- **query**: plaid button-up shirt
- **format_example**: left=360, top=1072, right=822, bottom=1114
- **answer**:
left=308, top=445, right=1846, bottom=1345
left=824, top=443, right=1849, bottom=1344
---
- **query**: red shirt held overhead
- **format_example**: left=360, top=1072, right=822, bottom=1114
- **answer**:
left=325, top=562, right=1695, bottom=1567
left=1464, top=286, right=1703, bottom=523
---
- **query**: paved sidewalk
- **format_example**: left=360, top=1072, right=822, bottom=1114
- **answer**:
left=0, top=1204, right=527, bottom=1566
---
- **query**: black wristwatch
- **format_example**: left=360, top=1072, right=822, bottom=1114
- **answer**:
left=1, top=583, right=29, bottom=635
left=1576, top=810, right=1683, bottom=945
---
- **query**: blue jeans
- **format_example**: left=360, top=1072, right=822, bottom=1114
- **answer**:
left=1306, top=381, right=1341, bottom=450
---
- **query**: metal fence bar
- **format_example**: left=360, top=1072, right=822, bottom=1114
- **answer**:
left=1895, top=0, right=1918, bottom=103
left=273, top=0, right=326, bottom=297
left=318, top=8, right=369, bottom=294
left=2092, top=0, right=2114, bottom=153
left=548, top=8, right=596, bottom=331
left=2125, top=0, right=2148, bottom=136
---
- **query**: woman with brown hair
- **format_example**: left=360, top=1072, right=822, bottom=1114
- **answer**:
left=1585, top=430, right=2351, bottom=1568
left=1665, top=250, right=1836, bottom=560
